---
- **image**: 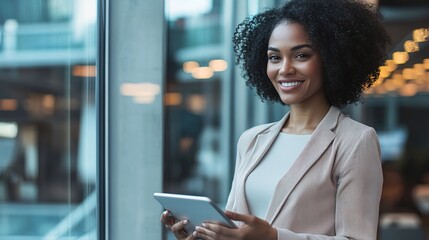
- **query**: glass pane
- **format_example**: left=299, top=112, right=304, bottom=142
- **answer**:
left=0, top=0, right=98, bottom=239
left=164, top=0, right=227, bottom=202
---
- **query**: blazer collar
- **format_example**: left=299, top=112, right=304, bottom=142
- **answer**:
left=235, top=106, right=341, bottom=221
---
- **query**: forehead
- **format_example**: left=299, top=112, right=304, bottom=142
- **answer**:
left=268, top=22, right=310, bottom=46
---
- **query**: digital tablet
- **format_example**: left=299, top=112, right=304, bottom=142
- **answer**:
left=153, top=192, right=237, bottom=234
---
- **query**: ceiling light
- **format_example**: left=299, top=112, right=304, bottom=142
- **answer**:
left=402, top=68, right=414, bottom=80
left=424, top=59, right=429, bottom=69
left=399, top=82, right=418, bottom=97
left=385, top=60, right=397, bottom=72
left=414, top=64, right=425, bottom=76
left=183, top=61, right=199, bottom=73
left=393, top=52, right=409, bottom=64
left=191, top=67, right=213, bottom=79
left=404, top=40, right=419, bottom=52
left=379, top=66, right=390, bottom=78
left=209, top=59, right=228, bottom=72
left=413, top=28, right=428, bottom=42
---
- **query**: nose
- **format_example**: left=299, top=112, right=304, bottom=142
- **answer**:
left=279, top=59, right=295, bottom=76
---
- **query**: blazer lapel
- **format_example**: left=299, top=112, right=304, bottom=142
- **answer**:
left=265, top=107, right=340, bottom=224
left=235, top=112, right=290, bottom=215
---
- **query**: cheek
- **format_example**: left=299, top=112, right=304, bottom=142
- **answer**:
left=266, top=64, right=276, bottom=81
left=307, top=61, right=324, bottom=82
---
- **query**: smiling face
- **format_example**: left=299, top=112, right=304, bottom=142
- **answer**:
left=267, top=22, right=327, bottom=107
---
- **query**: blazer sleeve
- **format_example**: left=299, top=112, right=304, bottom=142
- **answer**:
left=225, top=129, right=249, bottom=212
left=276, top=128, right=383, bottom=240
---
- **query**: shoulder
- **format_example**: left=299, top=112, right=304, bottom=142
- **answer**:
left=236, top=122, right=276, bottom=153
left=335, top=111, right=378, bottom=141
left=333, top=111, right=381, bottom=164
left=331, top=110, right=380, bottom=160
left=331, top=112, right=382, bottom=178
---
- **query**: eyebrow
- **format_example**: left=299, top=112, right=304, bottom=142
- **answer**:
left=267, top=44, right=313, bottom=52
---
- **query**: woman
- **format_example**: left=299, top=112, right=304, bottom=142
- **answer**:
left=161, top=0, right=390, bottom=239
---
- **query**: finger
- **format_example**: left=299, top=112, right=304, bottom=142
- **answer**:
left=225, top=211, right=252, bottom=223
left=185, top=231, right=198, bottom=240
left=171, top=219, right=189, bottom=233
left=186, top=231, right=199, bottom=240
left=170, top=220, right=191, bottom=239
left=194, top=226, right=216, bottom=240
left=161, top=211, right=176, bottom=227
left=197, top=223, right=235, bottom=238
left=160, top=210, right=168, bottom=222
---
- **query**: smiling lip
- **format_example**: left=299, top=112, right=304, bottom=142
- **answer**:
left=278, top=79, right=305, bottom=89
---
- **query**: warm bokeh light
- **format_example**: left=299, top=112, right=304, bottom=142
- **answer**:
left=379, top=66, right=391, bottom=78
left=134, top=95, right=156, bottom=104
left=384, top=80, right=397, bottom=92
left=404, top=40, right=419, bottom=52
left=183, top=61, right=199, bottom=73
left=424, top=59, right=429, bottom=69
left=373, top=77, right=383, bottom=87
left=73, top=65, right=97, bottom=77
left=42, top=94, right=55, bottom=115
left=186, top=94, right=206, bottom=114
left=369, top=28, right=429, bottom=97
left=385, top=60, right=397, bottom=72
left=120, top=82, right=160, bottom=96
left=402, top=68, right=414, bottom=80
left=120, top=82, right=161, bottom=104
left=191, top=67, right=214, bottom=79
left=374, top=85, right=387, bottom=95
left=391, top=73, right=404, bottom=86
left=393, top=52, right=409, bottom=64
left=42, top=94, right=55, bottom=109
left=414, top=64, right=425, bottom=76
left=209, top=59, right=228, bottom=72
left=399, top=82, right=418, bottom=97
left=165, top=92, right=182, bottom=106
left=0, top=99, right=18, bottom=111
left=413, top=28, right=428, bottom=42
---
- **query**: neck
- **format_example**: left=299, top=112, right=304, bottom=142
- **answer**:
left=282, top=102, right=331, bottom=134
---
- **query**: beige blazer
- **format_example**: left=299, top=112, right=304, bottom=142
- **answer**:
left=225, top=107, right=383, bottom=240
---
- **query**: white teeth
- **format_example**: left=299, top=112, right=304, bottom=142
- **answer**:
left=281, top=81, right=303, bottom=87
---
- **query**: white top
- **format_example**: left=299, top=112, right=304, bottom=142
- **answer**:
left=245, top=132, right=311, bottom=219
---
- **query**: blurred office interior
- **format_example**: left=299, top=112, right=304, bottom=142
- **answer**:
left=0, top=0, right=428, bottom=239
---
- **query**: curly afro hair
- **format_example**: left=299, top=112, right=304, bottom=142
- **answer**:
left=233, top=0, right=391, bottom=108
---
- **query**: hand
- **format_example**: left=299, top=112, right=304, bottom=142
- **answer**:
left=194, top=211, right=277, bottom=240
left=160, top=210, right=198, bottom=240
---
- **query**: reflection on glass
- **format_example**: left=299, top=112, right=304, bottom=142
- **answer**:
left=0, top=0, right=97, bottom=239
left=164, top=0, right=225, bottom=204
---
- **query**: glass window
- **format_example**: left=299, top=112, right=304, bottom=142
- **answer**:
left=0, top=0, right=98, bottom=239
left=164, top=0, right=229, bottom=203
